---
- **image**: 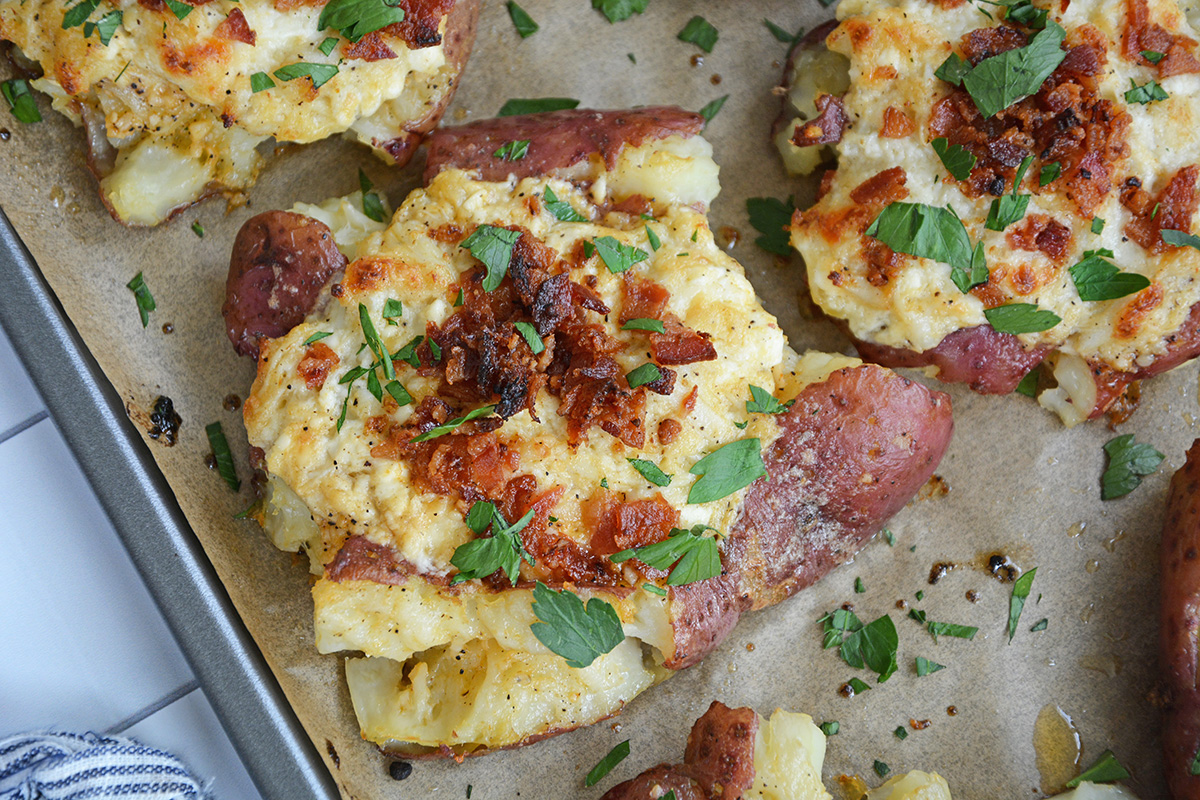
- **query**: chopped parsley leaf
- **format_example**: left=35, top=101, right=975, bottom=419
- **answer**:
left=1161, top=228, right=1200, bottom=250
left=927, top=620, right=979, bottom=642
left=162, top=0, right=194, bottom=19
left=687, top=439, right=766, bottom=504
left=746, top=384, right=794, bottom=414
left=1039, top=161, right=1062, bottom=186
left=591, top=0, right=648, bottom=23
left=498, top=97, right=579, bottom=117
left=746, top=196, right=797, bottom=256
left=866, top=202, right=987, bottom=292
left=317, top=0, right=404, bottom=43
left=628, top=458, right=671, bottom=487
left=494, top=139, right=530, bottom=161
left=874, top=760, right=891, bottom=777
left=1016, top=368, right=1039, bottom=397
left=506, top=1, right=538, bottom=37
left=819, top=721, right=840, bottom=736
left=985, top=155, right=1034, bottom=231
left=250, top=72, right=275, bottom=93
left=848, top=677, right=872, bottom=694
left=983, top=303, right=1061, bottom=334
left=382, top=298, right=402, bottom=325
left=190, top=220, right=204, bottom=238
left=205, top=421, right=240, bottom=492
left=411, top=405, right=497, bottom=443
left=585, top=740, right=630, bottom=787
left=84, top=9, right=122, bottom=45
left=1092, top=217, right=1106, bottom=234
left=931, top=137, right=977, bottom=180
left=1101, top=433, right=1164, bottom=499
left=644, top=224, right=661, bottom=250
left=961, top=22, right=1066, bottom=118
left=611, top=525, right=721, bottom=586
left=1, top=79, right=41, bottom=123
left=542, top=185, right=586, bottom=222
left=1007, top=567, right=1037, bottom=642
left=643, top=583, right=667, bottom=596
left=884, top=529, right=896, bottom=546
left=765, top=19, right=805, bottom=44
left=590, top=236, right=649, bottom=274
left=678, top=16, right=719, bottom=52
left=514, top=321, right=544, bottom=354
left=1068, top=248, right=1150, bottom=301
left=273, top=62, right=339, bottom=90
left=1066, top=750, right=1131, bottom=788
left=935, top=53, right=972, bottom=86
left=303, top=331, right=332, bottom=345
left=461, top=225, right=521, bottom=291
left=894, top=726, right=908, bottom=740
left=450, top=503, right=535, bottom=585
left=530, top=582, right=624, bottom=668
left=854, top=577, right=866, bottom=594
left=318, top=36, right=338, bottom=56
left=126, top=271, right=156, bottom=328
left=62, top=0, right=101, bottom=29
left=698, top=95, right=729, bottom=127
left=1142, top=49, right=1165, bottom=64
left=1125, top=78, right=1169, bottom=105
left=915, top=656, right=945, bottom=676
left=626, top=362, right=663, bottom=389
left=622, top=317, right=665, bottom=334
left=1030, top=618, right=1048, bottom=632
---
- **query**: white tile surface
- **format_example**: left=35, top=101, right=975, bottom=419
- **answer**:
left=0, top=325, right=44, bottom=434
left=124, top=687, right=263, bottom=800
left=0, top=417, right=193, bottom=732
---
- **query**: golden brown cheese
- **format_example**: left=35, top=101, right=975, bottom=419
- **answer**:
left=243, top=137, right=862, bottom=754
left=786, top=0, right=1200, bottom=424
left=0, top=0, right=462, bottom=224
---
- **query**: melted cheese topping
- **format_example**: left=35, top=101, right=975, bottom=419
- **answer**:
left=245, top=138, right=860, bottom=753
left=0, top=0, right=453, bottom=223
left=787, top=0, right=1200, bottom=379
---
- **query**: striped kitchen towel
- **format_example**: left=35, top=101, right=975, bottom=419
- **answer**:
left=0, top=731, right=208, bottom=799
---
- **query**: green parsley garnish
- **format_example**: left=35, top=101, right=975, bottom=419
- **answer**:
left=494, top=139, right=530, bottom=161
left=687, top=439, right=766, bottom=504
left=643, top=583, right=667, bottom=596
left=874, top=760, right=891, bottom=777
left=819, top=608, right=899, bottom=682
left=384, top=380, right=411, bottom=406
left=273, top=62, right=339, bottom=90
left=611, top=525, right=721, bottom=586
left=1161, top=228, right=1200, bottom=250
left=592, top=0, right=647, bottom=23
left=1091, top=217, right=1106, bottom=234
left=746, top=196, right=797, bottom=256
left=62, top=0, right=101, bottom=29
left=381, top=298, right=402, bottom=325
left=530, top=582, right=624, bottom=668
left=1065, top=750, right=1130, bottom=788
left=589, top=236, right=649, bottom=274
left=1125, top=78, right=1169, bottom=104
left=507, top=1, right=538, bottom=37
left=461, top=225, right=521, bottom=291
left=161, top=0, right=193, bottom=19
left=765, top=19, right=805, bottom=44
left=678, top=16, right=718, bottom=52
left=927, top=620, right=979, bottom=642
left=626, top=362, right=663, bottom=389
left=746, top=385, right=794, bottom=415
left=627, top=458, right=671, bottom=487
left=819, top=721, right=840, bottom=736
left=866, top=202, right=987, bottom=292
left=1007, top=566, right=1037, bottom=642
left=960, top=21, right=1066, bottom=118
left=450, top=502, right=535, bottom=585
left=847, top=677, right=872, bottom=694
left=894, top=726, right=908, bottom=740
left=542, top=185, right=586, bottom=222
left=622, top=318, right=665, bottom=334
left=1142, top=50, right=1165, bottom=64
left=318, top=36, right=339, bottom=56
left=411, top=405, right=497, bottom=443
left=884, top=529, right=896, bottom=546
left=250, top=72, right=275, bottom=93
left=126, top=271, right=156, bottom=328
left=1, top=79, right=41, bottom=124
left=1004, top=0, right=1048, bottom=27
left=931, top=137, right=976, bottom=180
left=854, top=577, right=866, bottom=594
left=303, top=331, right=333, bottom=345
left=205, top=422, right=241, bottom=491
left=585, top=740, right=630, bottom=787
left=84, top=9, right=122, bottom=45
left=1191, top=746, right=1200, bottom=776
left=985, top=155, right=1033, bottom=231
left=644, top=224, right=662, bottom=251
left=1068, top=249, right=1150, bottom=301
left=393, top=335, right=423, bottom=368
left=1030, top=618, right=1048, bottom=632
left=915, top=656, right=945, bottom=676
left=357, top=170, right=387, bottom=223
left=317, top=0, right=404, bottom=43
left=698, top=95, right=729, bottom=127
left=983, top=303, right=1061, bottom=334
left=1016, top=368, right=1039, bottom=397
left=935, top=53, right=972, bottom=86
left=1101, top=433, right=1164, bottom=499
left=1040, top=161, right=1062, bottom=186
left=189, top=220, right=204, bottom=238
left=498, top=97, right=580, bottom=117
left=514, top=321, right=544, bottom=354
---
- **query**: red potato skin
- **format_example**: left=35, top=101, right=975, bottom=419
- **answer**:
left=223, top=211, right=346, bottom=360
left=422, top=107, right=705, bottom=184
left=771, top=20, right=841, bottom=141
left=1163, top=439, right=1200, bottom=799
left=851, top=324, right=1050, bottom=395
left=601, top=703, right=759, bottom=800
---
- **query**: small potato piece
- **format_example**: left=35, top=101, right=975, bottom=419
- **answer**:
left=223, top=211, right=346, bottom=360
left=1162, top=439, right=1200, bottom=799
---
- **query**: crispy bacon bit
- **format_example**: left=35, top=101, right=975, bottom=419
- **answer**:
left=584, top=489, right=680, bottom=556
left=550, top=323, right=648, bottom=448
left=792, top=94, right=851, bottom=147
left=620, top=276, right=717, bottom=365
left=817, top=169, right=838, bottom=202
left=1005, top=214, right=1073, bottom=263
left=138, top=0, right=213, bottom=11
left=384, top=0, right=456, bottom=49
left=658, top=418, right=683, bottom=444
left=881, top=107, right=916, bottom=139
left=297, top=342, right=339, bottom=390
left=1123, top=0, right=1200, bottom=76
left=327, top=536, right=413, bottom=585
left=863, top=238, right=908, bottom=287
left=344, top=31, right=398, bottom=61
left=850, top=166, right=909, bottom=206
left=1122, top=166, right=1200, bottom=253
left=930, top=30, right=1128, bottom=217
left=214, top=7, right=256, bottom=45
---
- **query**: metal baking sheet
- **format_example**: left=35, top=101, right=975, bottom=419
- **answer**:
left=0, top=209, right=341, bottom=800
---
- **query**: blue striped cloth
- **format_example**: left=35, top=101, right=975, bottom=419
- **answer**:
left=0, top=732, right=207, bottom=799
